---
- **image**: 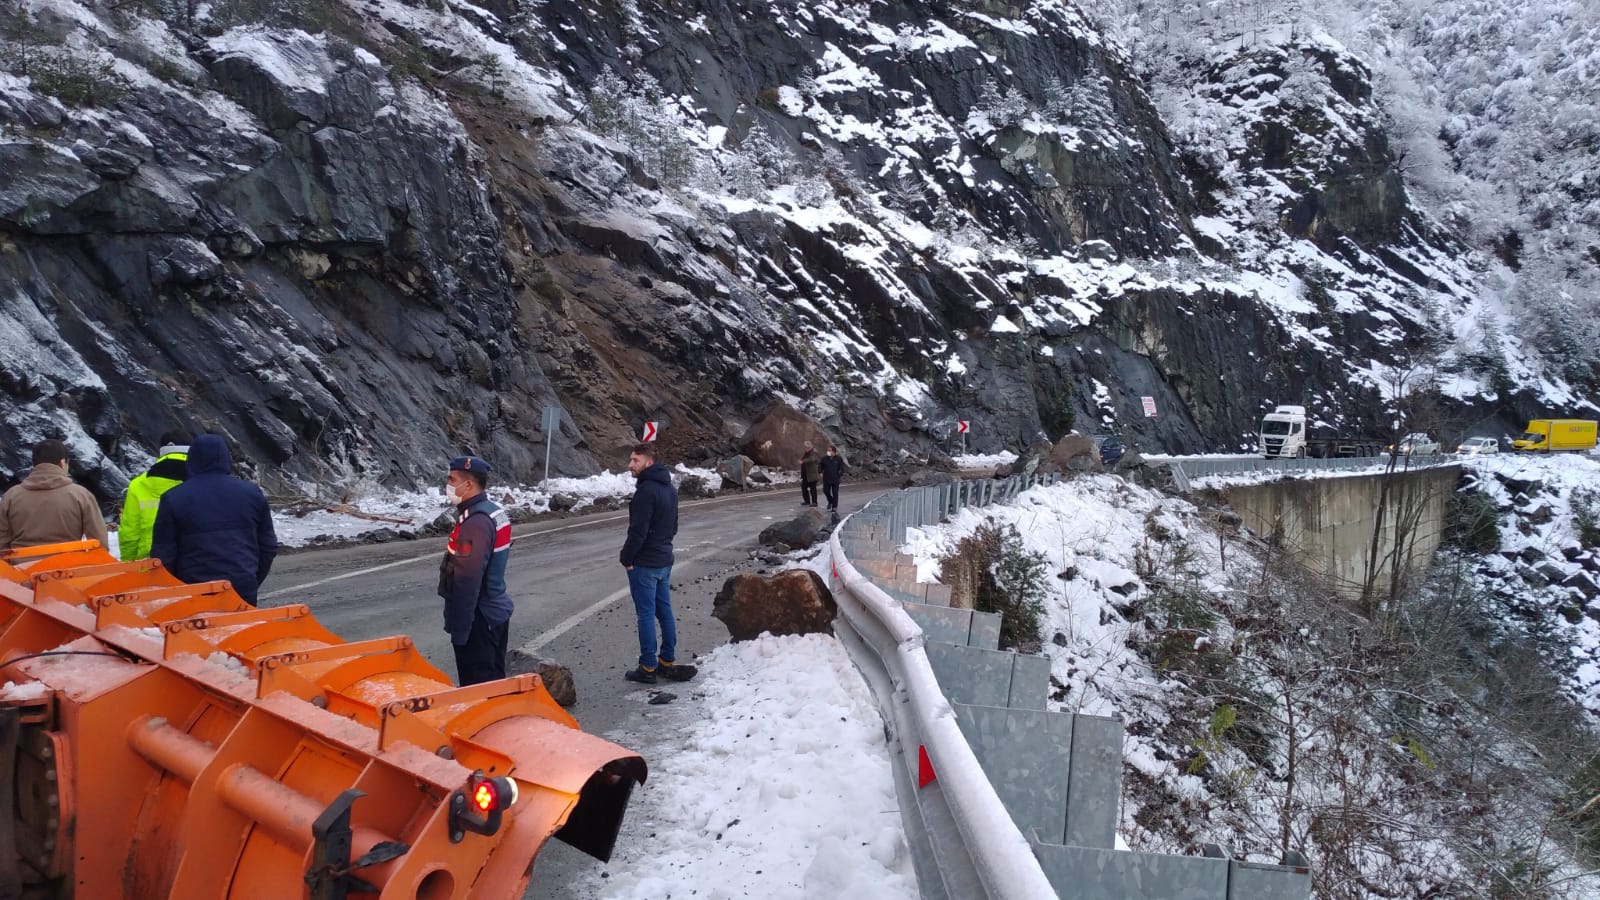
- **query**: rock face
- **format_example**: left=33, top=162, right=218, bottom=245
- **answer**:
left=758, top=508, right=830, bottom=551
left=712, top=569, right=838, bottom=641
left=0, top=2, right=1511, bottom=502
left=1, top=27, right=579, bottom=496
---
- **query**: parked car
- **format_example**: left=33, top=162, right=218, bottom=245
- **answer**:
left=1098, top=436, right=1125, bottom=466
left=1390, top=432, right=1440, bottom=457
left=1457, top=436, right=1499, bottom=456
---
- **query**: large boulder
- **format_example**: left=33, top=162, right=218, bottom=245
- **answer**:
left=738, top=402, right=833, bottom=468
left=678, top=473, right=716, bottom=499
left=1049, top=434, right=1101, bottom=473
left=507, top=649, right=577, bottom=707
left=759, top=508, right=830, bottom=551
left=713, top=569, right=838, bottom=641
left=718, top=454, right=759, bottom=489
left=996, top=439, right=1054, bottom=478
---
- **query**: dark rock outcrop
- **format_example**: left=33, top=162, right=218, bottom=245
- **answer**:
left=712, top=569, right=838, bottom=641
left=0, top=0, right=1500, bottom=503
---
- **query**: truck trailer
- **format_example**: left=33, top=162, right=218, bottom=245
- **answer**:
left=1259, top=405, right=1385, bottom=459
left=1511, top=419, right=1598, bottom=452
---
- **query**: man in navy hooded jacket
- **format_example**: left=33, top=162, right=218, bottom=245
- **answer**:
left=150, top=434, right=278, bottom=604
left=619, top=444, right=696, bottom=685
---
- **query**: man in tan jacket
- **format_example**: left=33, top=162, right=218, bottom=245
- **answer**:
left=0, top=439, right=109, bottom=551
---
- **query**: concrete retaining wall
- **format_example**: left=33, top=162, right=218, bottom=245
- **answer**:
left=1223, top=464, right=1460, bottom=598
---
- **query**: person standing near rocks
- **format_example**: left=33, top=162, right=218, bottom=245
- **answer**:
left=820, top=445, right=846, bottom=512
left=119, top=429, right=191, bottom=561
left=0, top=439, right=108, bottom=551
left=621, top=443, right=696, bottom=685
left=798, top=440, right=821, bottom=507
left=150, top=434, right=277, bottom=605
left=437, top=455, right=514, bottom=686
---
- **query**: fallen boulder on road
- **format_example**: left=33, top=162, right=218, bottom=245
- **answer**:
left=713, top=569, right=838, bottom=641
left=758, top=507, right=830, bottom=550
left=508, top=649, right=577, bottom=706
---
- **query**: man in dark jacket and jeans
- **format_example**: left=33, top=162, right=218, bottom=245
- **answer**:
left=620, top=444, right=696, bottom=685
left=151, top=434, right=277, bottom=604
left=438, top=455, right=515, bottom=686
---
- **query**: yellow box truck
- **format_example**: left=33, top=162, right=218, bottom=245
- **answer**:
left=1511, top=419, right=1598, bottom=452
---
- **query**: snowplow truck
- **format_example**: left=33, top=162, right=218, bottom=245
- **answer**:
left=1511, top=419, right=1598, bottom=452
left=1259, top=405, right=1385, bottom=459
left=0, top=540, right=646, bottom=900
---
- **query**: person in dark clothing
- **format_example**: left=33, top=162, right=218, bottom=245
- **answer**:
left=150, top=434, right=277, bottom=604
left=437, top=455, right=515, bottom=686
left=620, top=444, right=696, bottom=685
left=820, top=445, right=846, bottom=512
left=798, top=440, right=820, bottom=507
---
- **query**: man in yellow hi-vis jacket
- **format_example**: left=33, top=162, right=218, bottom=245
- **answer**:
left=119, top=430, right=190, bottom=561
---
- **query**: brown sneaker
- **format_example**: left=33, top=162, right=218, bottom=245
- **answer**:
left=657, top=660, right=698, bottom=682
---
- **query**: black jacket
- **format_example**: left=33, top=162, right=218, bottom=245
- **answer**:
left=620, top=463, right=678, bottom=568
left=150, top=435, right=278, bottom=602
left=820, top=454, right=845, bottom=484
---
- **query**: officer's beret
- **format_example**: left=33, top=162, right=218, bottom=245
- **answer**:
left=449, top=455, right=492, bottom=475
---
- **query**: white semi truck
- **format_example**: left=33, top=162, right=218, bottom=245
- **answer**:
left=1259, top=405, right=1385, bottom=458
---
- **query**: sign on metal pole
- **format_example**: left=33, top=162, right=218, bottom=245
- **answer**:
left=540, top=406, right=561, bottom=484
left=957, top=420, right=970, bottom=434
left=641, top=421, right=658, bottom=442
left=1141, top=396, right=1157, bottom=418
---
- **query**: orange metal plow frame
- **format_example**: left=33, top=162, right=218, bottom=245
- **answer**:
left=0, top=541, right=645, bottom=899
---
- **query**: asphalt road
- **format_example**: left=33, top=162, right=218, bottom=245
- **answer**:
left=259, top=479, right=889, bottom=897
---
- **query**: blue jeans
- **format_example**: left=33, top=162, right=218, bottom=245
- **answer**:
left=626, top=565, right=677, bottom=669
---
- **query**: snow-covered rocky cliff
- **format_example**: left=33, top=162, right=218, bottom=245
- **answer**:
left=1, top=0, right=1591, bottom=498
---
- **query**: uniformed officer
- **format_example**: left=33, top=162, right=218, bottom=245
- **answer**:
left=437, top=455, right=514, bottom=685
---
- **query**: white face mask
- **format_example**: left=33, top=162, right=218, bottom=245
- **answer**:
left=445, top=485, right=462, bottom=506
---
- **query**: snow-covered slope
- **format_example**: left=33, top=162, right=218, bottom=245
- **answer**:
left=904, top=471, right=1600, bottom=897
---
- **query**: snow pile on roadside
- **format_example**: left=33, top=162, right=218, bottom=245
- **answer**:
left=953, top=451, right=1018, bottom=469
left=578, top=634, right=918, bottom=900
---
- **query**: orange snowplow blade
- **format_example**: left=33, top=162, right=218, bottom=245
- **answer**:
left=0, top=541, right=645, bottom=899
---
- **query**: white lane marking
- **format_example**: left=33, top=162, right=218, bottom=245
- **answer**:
left=517, top=548, right=722, bottom=655
left=261, top=513, right=626, bottom=599
left=261, top=489, right=781, bottom=600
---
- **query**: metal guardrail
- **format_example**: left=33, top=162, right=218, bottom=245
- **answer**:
left=1169, top=454, right=1458, bottom=483
left=829, top=473, right=1060, bottom=899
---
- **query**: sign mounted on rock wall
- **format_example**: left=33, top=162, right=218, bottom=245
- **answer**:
left=641, top=421, right=658, bottom=442
left=1141, top=397, right=1157, bottom=418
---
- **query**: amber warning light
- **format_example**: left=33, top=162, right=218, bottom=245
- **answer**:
left=450, top=772, right=519, bottom=842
